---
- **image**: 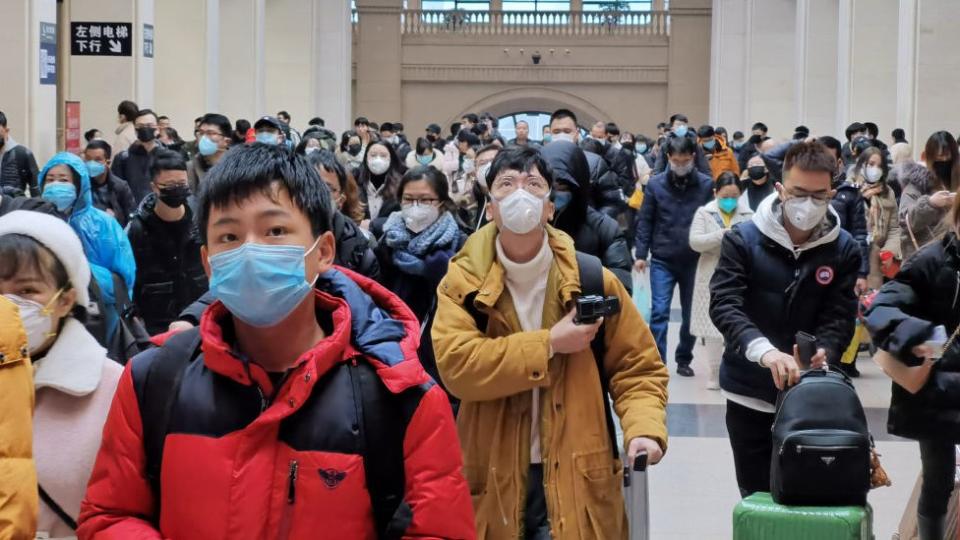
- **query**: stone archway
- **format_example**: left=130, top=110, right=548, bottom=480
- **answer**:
left=450, top=86, right=615, bottom=130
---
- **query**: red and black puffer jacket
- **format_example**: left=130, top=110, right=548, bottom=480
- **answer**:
left=78, top=268, right=475, bottom=540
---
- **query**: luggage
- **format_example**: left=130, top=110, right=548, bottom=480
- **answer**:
left=771, top=369, right=872, bottom=506
left=623, top=452, right=650, bottom=540
left=733, top=492, right=873, bottom=540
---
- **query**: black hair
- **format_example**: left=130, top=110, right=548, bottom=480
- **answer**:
left=816, top=135, right=842, bottom=159
left=358, top=141, right=405, bottom=205
left=294, top=133, right=325, bottom=155
left=656, top=122, right=668, bottom=130
left=398, top=166, right=455, bottom=215
left=0, top=234, right=73, bottom=299
left=487, top=146, right=553, bottom=189
left=670, top=113, right=689, bottom=125
left=733, top=131, right=744, bottom=140
left=277, top=110, right=290, bottom=121
left=605, top=122, right=620, bottom=137
left=394, top=122, right=405, bottom=132
left=369, top=122, right=380, bottom=132
left=85, top=139, right=113, bottom=159
left=665, top=135, right=697, bottom=156
left=450, top=122, right=461, bottom=137
left=698, top=125, right=715, bottom=138
left=354, top=117, right=370, bottom=127
left=550, top=108, right=578, bottom=126
left=135, top=108, right=158, bottom=123
left=863, top=122, right=879, bottom=138
left=714, top=171, right=742, bottom=193
left=426, top=123, right=441, bottom=135
left=795, top=125, right=810, bottom=136
left=308, top=149, right=346, bottom=191
left=197, top=144, right=332, bottom=244
left=158, top=115, right=169, bottom=122
left=892, top=128, right=906, bottom=142
left=580, top=139, right=606, bottom=155
left=380, top=122, right=395, bottom=133
left=309, top=117, right=325, bottom=127
left=715, top=126, right=728, bottom=136
left=194, top=116, right=203, bottom=125
left=457, top=129, right=480, bottom=147
left=149, top=148, right=188, bottom=179
left=199, top=113, right=232, bottom=138
left=339, top=130, right=360, bottom=152
left=844, top=122, right=866, bottom=141
left=84, top=128, right=101, bottom=142
left=164, top=127, right=184, bottom=145
left=751, top=122, right=768, bottom=133
left=118, top=100, right=139, bottom=122
left=234, top=119, right=251, bottom=144
left=415, top=137, right=433, bottom=156
left=462, top=113, right=479, bottom=125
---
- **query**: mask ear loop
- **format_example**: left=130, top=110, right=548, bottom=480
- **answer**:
left=40, top=288, right=65, bottom=339
left=303, top=237, right=324, bottom=287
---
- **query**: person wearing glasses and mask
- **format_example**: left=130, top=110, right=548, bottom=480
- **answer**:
left=111, top=109, right=163, bottom=204
left=433, top=146, right=668, bottom=539
left=187, top=113, right=232, bottom=193
left=709, top=141, right=861, bottom=498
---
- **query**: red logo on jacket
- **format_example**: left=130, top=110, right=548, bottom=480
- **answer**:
left=815, top=266, right=834, bottom=285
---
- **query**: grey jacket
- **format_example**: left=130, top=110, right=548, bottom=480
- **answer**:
left=898, top=162, right=950, bottom=261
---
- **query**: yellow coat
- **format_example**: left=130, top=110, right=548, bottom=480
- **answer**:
left=433, top=224, right=668, bottom=539
left=0, top=296, right=36, bottom=540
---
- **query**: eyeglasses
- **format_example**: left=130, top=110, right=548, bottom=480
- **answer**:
left=401, top=196, right=439, bottom=206
left=784, top=187, right=831, bottom=203
left=135, top=123, right=157, bottom=130
left=197, top=129, right=224, bottom=138
left=490, top=174, right=550, bottom=198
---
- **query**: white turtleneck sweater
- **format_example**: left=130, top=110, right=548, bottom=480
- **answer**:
left=496, top=232, right=554, bottom=464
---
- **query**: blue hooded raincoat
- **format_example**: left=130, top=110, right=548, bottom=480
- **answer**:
left=37, top=152, right=136, bottom=321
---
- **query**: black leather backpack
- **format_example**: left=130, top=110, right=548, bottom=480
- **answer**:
left=770, top=369, right=872, bottom=506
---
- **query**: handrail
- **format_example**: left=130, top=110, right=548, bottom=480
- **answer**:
left=400, top=9, right=669, bottom=37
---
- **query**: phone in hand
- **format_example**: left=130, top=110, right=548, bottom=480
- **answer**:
left=796, top=331, right=818, bottom=370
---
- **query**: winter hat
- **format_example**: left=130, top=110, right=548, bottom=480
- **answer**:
left=0, top=210, right=91, bottom=306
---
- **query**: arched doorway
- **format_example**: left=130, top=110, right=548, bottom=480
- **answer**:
left=451, top=86, right=614, bottom=135
left=496, top=111, right=589, bottom=142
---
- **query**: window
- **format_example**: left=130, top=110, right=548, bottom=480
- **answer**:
left=421, top=0, right=491, bottom=10
left=496, top=112, right=587, bottom=142
left=502, top=0, right=570, bottom=11
left=582, top=1, right=654, bottom=10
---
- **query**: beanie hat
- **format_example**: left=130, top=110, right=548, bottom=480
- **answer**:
left=0, top=210, right=91, bottom=306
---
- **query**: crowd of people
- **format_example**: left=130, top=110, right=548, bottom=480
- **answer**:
left=1, top=97, right=958, bottom=540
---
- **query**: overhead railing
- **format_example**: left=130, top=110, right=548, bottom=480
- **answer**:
left=398, top=9, right=670, bottom=37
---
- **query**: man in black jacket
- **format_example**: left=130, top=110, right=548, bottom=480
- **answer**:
left=84, top=139, right=137, bottom=227
left=653, top=113, right=712, bottom=177
left=0, top=111, right=39, bottom=197
left=112, top=108, right=163, bottom=203
left=709, top=141, right=861, bottom=497
left=635, top=136, right=714, bottom=376
left=127, top=149, right=208, bottom=335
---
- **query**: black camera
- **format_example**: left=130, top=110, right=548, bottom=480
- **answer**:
left=574, top=295, right=621, bottom=324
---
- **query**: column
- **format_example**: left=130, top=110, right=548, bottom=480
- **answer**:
left=793, top=0, right=809, bottom=127
left=708, top=0, right=749, bottom=128
left=355, top=0, right=403, bottom=123
left=794, top=0, right=838, bottom=135
left=154, top=0, right=217, bottom=134
left=0, top=0, right=58, bottom=163
left=834, top=0, right=852, bottom=136
left=63, top=0, right=155, bottom=147
left=666, top=0, right=712, bottom=125
left=848, top=0, right=898, bottom=138
left=914, top=0, right=960, bottom=143
left=311, top=0, right=353, bottom=135
left=220, top=0, right=266, bottom=122
left=896, top=0, right=918, bottom=146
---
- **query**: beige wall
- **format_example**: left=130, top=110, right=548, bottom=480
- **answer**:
left=847, top=0, right=898, bottom=141
left=155, top=0, right=210, bottom=137
left=914, top=0, right=960, bottom=149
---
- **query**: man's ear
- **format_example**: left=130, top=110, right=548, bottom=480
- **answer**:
left=315, top=231, right=336, bottom=274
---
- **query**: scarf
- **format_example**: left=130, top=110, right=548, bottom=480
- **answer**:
left=383, top=210, right=460, bottom=276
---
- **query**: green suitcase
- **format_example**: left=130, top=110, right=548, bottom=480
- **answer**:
left=733, top=492, right=874, bottom=540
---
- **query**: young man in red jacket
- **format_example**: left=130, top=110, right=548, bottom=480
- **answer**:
left=78, top=143, right=474, bottom=539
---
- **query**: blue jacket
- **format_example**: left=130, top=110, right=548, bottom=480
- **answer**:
left=634, top=169, right=713, bottom=265
left=38, top=152, right=136, bottom=306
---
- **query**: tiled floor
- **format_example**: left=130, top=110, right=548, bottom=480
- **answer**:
left=635, top=316, right=923, bottom=539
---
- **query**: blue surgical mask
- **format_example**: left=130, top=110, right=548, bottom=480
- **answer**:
left=553, top=190, right=573, bottom=212
left=543, top=134, right=552, bottom=144
left=674, top=124, right=688, bottom=138
left=703, top=139, right=717, bottom=151
left=417, top=154, right=433, bottom=166
left=42, top=183, right=78, bottom=213
left=256, top=132, right=279, bottom=145
left=198, top=135, right=219, bottom=157
left=209, top=240, right=320, bottom=327
left=85, top=160, right=106, bottom=178
left=636, top=143, right=648, bottom=154
left=718, top=197, right=738, bottom=214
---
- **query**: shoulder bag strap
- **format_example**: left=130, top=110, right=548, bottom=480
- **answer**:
left=38, top=484, right=78, bottom=531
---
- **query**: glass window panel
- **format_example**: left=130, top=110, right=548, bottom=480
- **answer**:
left=422, top=0, right=491, bottom=10
left=582, top=1, right=653, bottom=10
left=502, top=0, right=570, bottom=11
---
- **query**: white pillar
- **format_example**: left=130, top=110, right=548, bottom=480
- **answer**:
left=707, top=0, right=751, bottom=131
left=793, top=0, right=809, bottom=127
left=155, top=0, right=215, bottom=134
left=896, top=0, right=918, bottom=145
left=220, top=0, right=266, bottom=122
left=834, top=0, right=853, bottom=136
left=205, top=0, right=220, bottom=113
left=311, top=0, right=352, bottom=135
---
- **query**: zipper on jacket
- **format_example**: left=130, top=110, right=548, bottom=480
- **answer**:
left=256, top=385, right=267, bottom=412
left=287, top=460, right=299, bottom=504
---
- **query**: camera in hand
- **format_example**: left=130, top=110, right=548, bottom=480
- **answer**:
left=574, top=295, right=621, bottom=324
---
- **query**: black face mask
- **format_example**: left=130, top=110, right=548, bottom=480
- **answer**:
left=622, top=141, right=636, bottom=152
left=426, top=134, right=437, bottom=142
left=934, top=161, right=953, bottom=182
left=348, top=144, right=362, bottom=156
left=158, top=185, right=190, bottom=208
left=136, top=127, right=156, bottom=143
left=747, top=166, right=767, bottom=181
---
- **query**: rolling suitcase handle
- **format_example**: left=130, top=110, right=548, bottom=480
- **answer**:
left=624, top=451, right=650, bottom=540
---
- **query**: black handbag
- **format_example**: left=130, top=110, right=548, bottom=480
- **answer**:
left=109, top=273, right=154, bottom=364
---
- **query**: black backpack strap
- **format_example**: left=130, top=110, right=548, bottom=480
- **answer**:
left=351, top=359, right=421, bottom=540
left=38, top=484, right=77, bottom=531
left=575, top=251, right=619, bottom=460
left=140, top=328, right=203, bottom=498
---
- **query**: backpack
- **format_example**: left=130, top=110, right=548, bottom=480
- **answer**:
left=108, top=273, right=154, bottom=364
left=139, top=328, right=414, bottom=539
left=770, top=369, right=872, bottom=506
left=465, top=251, right=621, bottom=459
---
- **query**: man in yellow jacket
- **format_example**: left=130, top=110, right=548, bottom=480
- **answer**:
left=433, top=146, right=669, bottom=539
left=0, top=295, right=37, bottom=540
